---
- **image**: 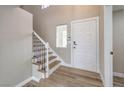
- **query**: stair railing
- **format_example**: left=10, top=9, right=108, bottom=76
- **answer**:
left=45, top=42, right=49, bottom=78
left=33, top=31, right=49, bottom=78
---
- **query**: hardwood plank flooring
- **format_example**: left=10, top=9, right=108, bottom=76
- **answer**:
left=114, top=76, right=124, bottom=87
left=24, top=66, right=103, bottom=87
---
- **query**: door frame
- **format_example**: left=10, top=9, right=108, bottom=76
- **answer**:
left=71, top=16, right=99, bottom=73
left=104, top=5, right=113, bottom=87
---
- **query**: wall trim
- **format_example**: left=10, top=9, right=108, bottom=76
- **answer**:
left=113, top=72, right=124, bottom=78
left=15, top=76, right=40, bottom=87
left=61, top=62, right=99, bottom=74
left=15, top=77, right=32, bottom=87
left=103, top=6, right=113, bottom=87
left=61, top=62, right=74, bottom=68
left=32, top=76, right=40, bottom=82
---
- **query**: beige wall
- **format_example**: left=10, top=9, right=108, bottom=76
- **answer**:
left=23, top=5, right=106, bottom=84
left=22, top=5, right=102, bottom=64
left=113, top=10, right=124, bottom=73
left=0, top=6, right=33, bottom=86
left=99, top=6, right=105, bottom=79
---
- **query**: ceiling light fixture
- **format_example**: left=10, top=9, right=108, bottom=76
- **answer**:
left=41, top=5, right=50, bottom=9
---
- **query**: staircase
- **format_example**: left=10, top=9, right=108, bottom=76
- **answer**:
left=32, top=31, right=61, bottom=80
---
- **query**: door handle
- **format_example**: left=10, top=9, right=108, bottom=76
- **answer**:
left=73, top=41, right=77, bottom=45
left=110, top=51, right=113, bottom=55
left=73, top=41, right=77, bottom=49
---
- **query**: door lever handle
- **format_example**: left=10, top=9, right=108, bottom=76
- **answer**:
left=73, top=41, right=77, bottom=45
left=110, top=51, right=113, bottom=55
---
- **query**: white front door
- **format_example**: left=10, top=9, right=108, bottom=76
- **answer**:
left=71, top=17, right=99, bottom=73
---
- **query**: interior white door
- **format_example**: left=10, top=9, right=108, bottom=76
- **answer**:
left=72, top=18, right=98, bottom=72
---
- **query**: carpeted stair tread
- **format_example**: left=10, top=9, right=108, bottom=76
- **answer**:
left=32, top=61, right=42, bottom=65
left=33, top=48, right=47, bottom=52
left=49, top=52, right=53, bottom=54
left=49, top=60, right=60, bottom=70
left=32, top=59, right=47, bottom=65
left=49, top=56, right=57, bottom=61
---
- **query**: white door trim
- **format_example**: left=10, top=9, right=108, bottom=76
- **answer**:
left=71, top=16, right=99, bottom=73
left=104, top=6, right=113, bottom=87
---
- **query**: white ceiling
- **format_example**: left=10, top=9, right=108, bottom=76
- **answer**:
left=113, top=5, right=124, bottom=11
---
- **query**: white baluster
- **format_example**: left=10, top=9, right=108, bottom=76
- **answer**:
left=46, top=42, right=49, bottom=78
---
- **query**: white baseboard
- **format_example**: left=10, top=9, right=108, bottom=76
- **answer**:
left=15, top=77, right=32, bottom=87
left=15, top=76, right=40, bottom=87
left=62, top=62, right=99, bottom=73
left=113, top=72, right=124, bottom=78
left=32, top=76, right=40, bottom=82
left=61, top=62, right=74, bottom=68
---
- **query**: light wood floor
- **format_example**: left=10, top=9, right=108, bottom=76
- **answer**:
left=114, top=76, right=124, bottom=87
left=24, top=66, right=103, bottom=87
